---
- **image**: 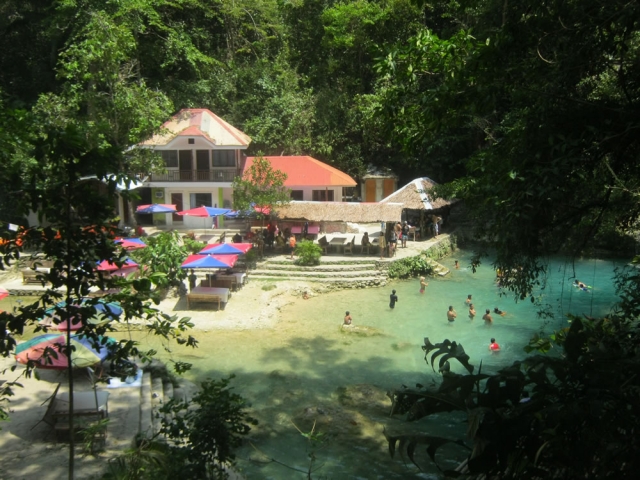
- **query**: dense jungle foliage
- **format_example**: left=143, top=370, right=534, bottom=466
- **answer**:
left=2, top=0, right=640, bottom=478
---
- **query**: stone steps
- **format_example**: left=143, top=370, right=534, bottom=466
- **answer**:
left=139, top=364, right=192, bottom=439
left=251, top=254, right=387, bottom=287
left=254, top=263, right=379, bottom=272
left=251, top=269, right=385, bottom=278
left=250, top=274, right=387, bottom=285
left=425, top=258, right=450, bottom=276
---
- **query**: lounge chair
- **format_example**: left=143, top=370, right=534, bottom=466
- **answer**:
left=318, top=236, right=329, bottom=254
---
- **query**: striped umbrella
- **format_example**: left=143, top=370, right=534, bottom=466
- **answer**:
left=15, top=334, right=116, bottom=369
left=136, top=204, right=177, bottom=214
left=38, top=299, right=122, bottom=332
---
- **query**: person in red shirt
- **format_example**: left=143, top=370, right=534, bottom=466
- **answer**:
left=489, top=338, right=501, bottom=351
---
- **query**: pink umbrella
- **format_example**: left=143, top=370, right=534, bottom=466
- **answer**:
left=114, top=237, right=147, bottom=250
left=97, top=258, right=139, bottom=276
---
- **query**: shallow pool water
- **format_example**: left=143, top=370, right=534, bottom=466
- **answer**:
left=130, top=251, right=625, bottom=479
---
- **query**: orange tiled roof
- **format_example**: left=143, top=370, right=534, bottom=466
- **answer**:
left=245, top=156, right=356, bottom=187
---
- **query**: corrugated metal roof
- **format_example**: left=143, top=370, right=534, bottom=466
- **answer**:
left=245, top=156, right=356, bottom=187
left=275, top=201, right=402, bottom=222
left=140, top=109, right=251, bottom=147
left=380, top=177, right=455, bottom=210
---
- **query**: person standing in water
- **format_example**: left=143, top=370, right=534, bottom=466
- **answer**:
left=455, top=260, right=460, bottom=269
left=489, top=338, right=501, bottom=351
left=469, top=303, right=476, bottom=320
left=389, top=289, right=399, bottom=309
left=419, top=276, right=428, bottom=294
left=465, top=294, right=472, bottom=304
left=343, top=311, right=352, bottom=325
left=447, top=305, right=457, bottom=322
left=483, top=309, right=493, bottom=323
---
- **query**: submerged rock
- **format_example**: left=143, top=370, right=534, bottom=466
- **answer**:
left=339, top=324, right=385, bottom=337
left=334, top=384, right=390, bottom=413
left=391, top=341, right=415, bottom=351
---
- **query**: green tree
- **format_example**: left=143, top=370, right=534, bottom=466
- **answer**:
left=130, top=231, right=190, bottom=288
left=376, top=0, right=640, bottom=298
left=232, top=154, right=290, bottom=224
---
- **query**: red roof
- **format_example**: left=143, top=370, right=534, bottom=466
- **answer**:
left=244, top=156, right=356, bottom=187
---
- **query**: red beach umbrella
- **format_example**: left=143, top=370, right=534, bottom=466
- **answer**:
left=199, top=243, right=252, bottom=255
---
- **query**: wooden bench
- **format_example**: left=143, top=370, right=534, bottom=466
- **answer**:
left=200, top=277, right=236, bottom=291
left=22, top=269, right=48, bottom=284
left=187, top=293, right=222, bottom=310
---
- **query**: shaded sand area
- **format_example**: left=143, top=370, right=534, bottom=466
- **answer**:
left=0, top=274, right=348, bottom=480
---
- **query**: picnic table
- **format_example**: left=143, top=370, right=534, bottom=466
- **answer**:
left=187, top=286, right=230, bottom=310
left=218, top=272, right=246, bottom=289
left=329, top=236, right=348, bottom=254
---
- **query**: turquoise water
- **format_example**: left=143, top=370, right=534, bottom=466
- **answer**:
left=138, top=251, right=625, bottom=479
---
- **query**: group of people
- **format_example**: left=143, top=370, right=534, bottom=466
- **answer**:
left=460, top=294, right=507, bottom=323
left=379, top=221, right=413, bottom=259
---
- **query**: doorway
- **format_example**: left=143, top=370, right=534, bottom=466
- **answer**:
left=171, top=193, right=183, bottom=222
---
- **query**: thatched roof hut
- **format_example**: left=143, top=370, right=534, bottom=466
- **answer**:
left=379, top=177, right=455, bottom=210
left=274, top=201, right=403, bottom=223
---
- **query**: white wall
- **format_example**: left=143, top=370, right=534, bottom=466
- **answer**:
left=289, top=185, right=344, bottom=202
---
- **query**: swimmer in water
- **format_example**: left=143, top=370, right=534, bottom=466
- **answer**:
left=447, top=305, right=457, bottom=322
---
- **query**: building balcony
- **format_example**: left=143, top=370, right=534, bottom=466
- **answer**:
left=147, top=169, right=241, bottom=182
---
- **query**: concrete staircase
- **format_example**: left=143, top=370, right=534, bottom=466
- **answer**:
left=139, top=365, right=193, bottom=438
left=250, top=258, right=389, bottom=287
left=425, top=257, right=450, bottom=276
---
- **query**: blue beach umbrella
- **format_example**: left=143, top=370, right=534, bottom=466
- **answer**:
left=136, top=204, right=177, bottom=214
left=39, top=299, right=123, bottom=331
left=181, top=254, right=238, bottom=269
